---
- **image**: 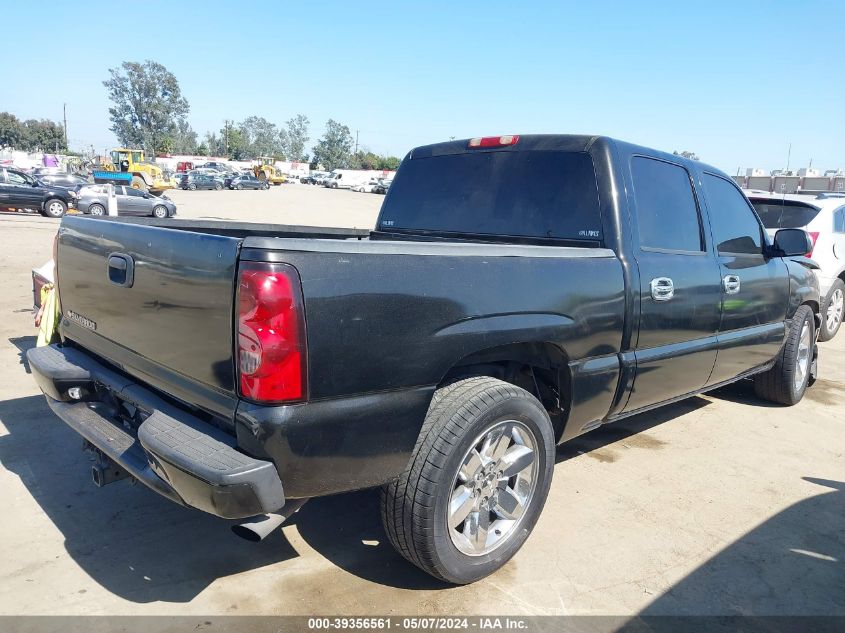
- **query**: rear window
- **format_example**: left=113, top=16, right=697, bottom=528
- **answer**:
left=752, top=200, right=821, bottom=229
left=378, top=151, right=602, bottom=242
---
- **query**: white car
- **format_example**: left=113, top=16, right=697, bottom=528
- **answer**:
left=352, top=179, right=380, bottom=193
left=748, top=192, right=845, bottom=341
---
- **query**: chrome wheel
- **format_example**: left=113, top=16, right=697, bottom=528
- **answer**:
left=47, top=201, right=65, bottom=216
left=826, top=289, right=843, bottom=333
left=448, top=420, right=538, bottom=557
left=794, top=321, right=811, bottom=392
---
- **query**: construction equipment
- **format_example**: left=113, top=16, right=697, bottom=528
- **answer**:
left=253, top=157, right=286, bottom=186
left=100, top=148, right=175, bottom=194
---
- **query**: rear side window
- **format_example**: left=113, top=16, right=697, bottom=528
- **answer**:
left=631, top=157, right=702, bottom=252
left=752, top=200, right=821, bottom=229
left=378, top=151, right=602, bottom=242
left=835, top=208, right=845, bottom=233
left=703, top=174, right=763, bottom=255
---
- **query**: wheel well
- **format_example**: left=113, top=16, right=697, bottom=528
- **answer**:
left=804, top=299, right=821, bottom=330
left=439, top=342, right=570, bottom=441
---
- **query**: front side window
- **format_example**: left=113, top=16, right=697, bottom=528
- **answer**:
left=7, top=170, right=30, bottom=186
left=703, top=174, right=763, bottom=255
left=631, top=157, right=702, bottom=252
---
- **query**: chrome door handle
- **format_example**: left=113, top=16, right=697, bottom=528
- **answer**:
left=650, top=277, right=674, bottom=301
left=723, top=274, right=741, bottom=295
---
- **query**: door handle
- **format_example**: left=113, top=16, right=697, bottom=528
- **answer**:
left=107, top=253, right=135, bottom=288
left=650, top=277, right=674, bottom=301
left=723, top=274, right=741, bottom=295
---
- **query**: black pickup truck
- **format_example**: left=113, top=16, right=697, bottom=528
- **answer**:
left=29, top=135, right=820, bottom=584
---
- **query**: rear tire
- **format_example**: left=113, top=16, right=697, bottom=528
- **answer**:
left=88, top=203, right=105, bottom=216
left=819, top=279, right=844, bottom=342
left=754, top=304, right=814, bottom=405
left=131, top=176, right=147, bottom=192
left=42, top=198, right=67, bottom=218
left=381, top=377, right=555, bottom=584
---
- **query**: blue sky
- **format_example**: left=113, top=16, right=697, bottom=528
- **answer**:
left=2, top=1, right=842, bottom=173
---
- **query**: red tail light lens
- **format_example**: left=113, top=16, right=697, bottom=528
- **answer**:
left=807, top=232, right=819, bottom=257
left=468, top=135, right=520, bottom=148
left=237, top=261, right=306, bottom=403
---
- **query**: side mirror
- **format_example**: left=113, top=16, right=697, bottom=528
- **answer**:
left=771, top=228, right=812, bottom=257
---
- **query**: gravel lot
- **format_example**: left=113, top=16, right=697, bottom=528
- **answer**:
left=0, top=185, right=842, bottom=616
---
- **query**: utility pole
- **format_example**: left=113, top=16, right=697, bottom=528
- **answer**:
left=355, top=130, right=359, bottom=154
left=224, top=120, right=230, bottom=157
left=63, top=103, right=68, bottom=150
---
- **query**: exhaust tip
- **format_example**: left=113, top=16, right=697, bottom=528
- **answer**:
left=231, top=524, right=265, bottom=542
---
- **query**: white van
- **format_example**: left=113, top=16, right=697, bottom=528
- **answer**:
left=325, top=170, right=379, bottom=189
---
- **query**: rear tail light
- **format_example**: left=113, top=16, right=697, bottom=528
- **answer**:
left=468, top=135, right=520, bottom=148
left=236, top=261, right=306, bottom=403
left=807, top=231, right=820, bottom=257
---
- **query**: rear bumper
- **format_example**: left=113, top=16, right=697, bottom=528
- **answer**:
left=27, top=344, right=285, bottom=519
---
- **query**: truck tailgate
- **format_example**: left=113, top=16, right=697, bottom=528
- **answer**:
left=56, top=216, right=241, bottom=415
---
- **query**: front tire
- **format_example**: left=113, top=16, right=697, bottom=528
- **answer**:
left=819, top=279, right=844, bottom=342
left=754, top=305, right=815, bottom=405
left=152, top=205, right=168, bottom=219
left=214, top=183, right=222, bottom=190
left=42, top=198, right=67, bottom=218
left=188, top=183, right=197, bottom=190
left=381, top=377, right=554, bottom=584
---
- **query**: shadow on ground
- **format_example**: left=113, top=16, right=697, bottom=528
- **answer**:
left=556, top=395, right=710, bottom=464
left=639, top=477, right=845, bottom=615
left=0, top=394, right=444, bottom=603
left=8, top=336, right=36, bottom=374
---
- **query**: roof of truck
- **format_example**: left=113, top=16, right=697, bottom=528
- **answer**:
left=407, top=134, right=724, bottom=178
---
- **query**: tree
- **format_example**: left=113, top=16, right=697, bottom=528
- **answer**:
left=285, top=114, right=310, bottom=162
left=103, top=60, right=190, bottom=153
left=378, top=155, right=402, bottom=170
left=349, top=150, right=380, bottom=170
left=673, top=150, right=700, bottom=161
left=196, top=142, right=208, bottom=156
left=22, top=119, right=66, bottom=152
left=171, top=119, right=198, bottom=154
left=0, top=112, right=25, bottom=149
left=240, top=116, right=284, bottom=158
left=312, top=119, right=354, bottom=171
left=222, top=122, right=247, bottom=160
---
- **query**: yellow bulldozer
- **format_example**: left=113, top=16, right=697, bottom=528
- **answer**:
left=100, top=148, right=175, bottom=194
left=253, top=157, right=286, bottom=185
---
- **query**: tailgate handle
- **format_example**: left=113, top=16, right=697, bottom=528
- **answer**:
left=108, top=254, right=135, bottom=288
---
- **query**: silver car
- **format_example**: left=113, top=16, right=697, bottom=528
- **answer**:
left=77, top=185, right=177, bottom=218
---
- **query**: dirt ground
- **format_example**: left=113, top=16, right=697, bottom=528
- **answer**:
left=0, top=185, right=842, bottom=616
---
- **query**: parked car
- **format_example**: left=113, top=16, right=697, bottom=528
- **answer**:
left=77, top=185, right=177, bottom=218
left=748, top=192, right=845, bottom=341
left=0, top=167, right=77, bottom=217
left=352, top=179, right=380, bottom=193
left=29, top=134, right=819, bottom=585
left=375, top=178, right=392, bottom=194
left=201, top=161, right=231, bottom=173
left=179, top=173, right=223, bottom=190
left=300, top=174, right=318, bottom=185
left=36, top=173, right=90, bottom=188
left=227, top=174, right=269, bottom=190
